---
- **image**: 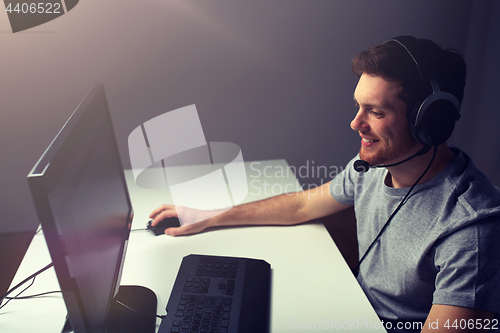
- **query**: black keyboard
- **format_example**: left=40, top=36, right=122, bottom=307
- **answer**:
left=158, top=254, right=271, bottom=333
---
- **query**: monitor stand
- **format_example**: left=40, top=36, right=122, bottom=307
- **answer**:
left=61, top=285, right=157, bottom=333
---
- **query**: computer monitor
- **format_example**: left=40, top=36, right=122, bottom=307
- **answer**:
left=27, top=84, right=155, bottom=333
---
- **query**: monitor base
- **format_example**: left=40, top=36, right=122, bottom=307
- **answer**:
left=61, top=285, right=157, bottom=333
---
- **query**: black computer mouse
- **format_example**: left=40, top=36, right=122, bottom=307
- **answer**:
left=146, top=217, right=181, bottom=236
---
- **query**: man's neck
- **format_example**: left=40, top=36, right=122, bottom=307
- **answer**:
left=385, top=144, right=457, bottom=189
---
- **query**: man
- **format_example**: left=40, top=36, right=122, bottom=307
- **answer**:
left=150, top=36, right=500, bottom=330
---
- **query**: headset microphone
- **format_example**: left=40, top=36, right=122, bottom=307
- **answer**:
left=353, top=145, right=431, bottom=173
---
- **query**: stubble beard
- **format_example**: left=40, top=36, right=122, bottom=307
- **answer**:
left=359, top=134, right=419, bottom=166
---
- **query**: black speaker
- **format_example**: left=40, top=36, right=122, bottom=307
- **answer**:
left=385, top=36, right=461, bottom=147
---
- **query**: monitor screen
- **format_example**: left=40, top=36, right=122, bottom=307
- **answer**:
left=27, top=84, right=133, bottom=333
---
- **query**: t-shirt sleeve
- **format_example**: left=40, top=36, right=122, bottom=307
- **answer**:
left=329, top=155, right=361, bottom=206
left=432, top=216, right=500, bottom=313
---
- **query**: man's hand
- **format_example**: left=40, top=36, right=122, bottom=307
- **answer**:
left=149, top=204, right=219, bottom=236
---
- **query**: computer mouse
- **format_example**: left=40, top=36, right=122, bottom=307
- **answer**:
left=146, top=217, right=181, bottom=236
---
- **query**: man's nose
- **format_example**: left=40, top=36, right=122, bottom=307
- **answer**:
left=350, top=110, right=369, bottom=132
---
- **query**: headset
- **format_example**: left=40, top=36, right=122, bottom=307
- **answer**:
left=384, top=35, right=461, bottom=147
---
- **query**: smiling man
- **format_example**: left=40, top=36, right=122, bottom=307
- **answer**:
left=150, top=36, right=500, bottom=331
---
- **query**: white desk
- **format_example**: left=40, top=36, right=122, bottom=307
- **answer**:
left=1, top=160, right=385, bottom=332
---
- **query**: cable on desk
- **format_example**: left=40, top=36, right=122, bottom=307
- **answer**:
left=0, top=262, right=54, bottom=310
left=0, top=276, right=37, bottom=311
left=115, top=300, right=166, bottom=319
left=4, top=290, right=62, bottom=300
left=130, top=228, right=148, bottom=232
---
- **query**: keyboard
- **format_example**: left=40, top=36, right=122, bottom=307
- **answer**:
left=158, top=254, right=271, bottom=333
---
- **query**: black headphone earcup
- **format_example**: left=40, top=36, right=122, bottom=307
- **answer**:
left=413, top=99, right=458, bottom=146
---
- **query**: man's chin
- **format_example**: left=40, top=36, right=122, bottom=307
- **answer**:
left=359, top=149, right=379, bottom=165
left=359, top=149, right=392, bottom=166
left=359, top=145, right=420, bottom=167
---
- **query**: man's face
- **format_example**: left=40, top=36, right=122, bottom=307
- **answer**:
left=351, top=73, right=420, bottom=165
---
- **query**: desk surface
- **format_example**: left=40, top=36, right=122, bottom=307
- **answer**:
left=1, top=160, right=384, bottom=332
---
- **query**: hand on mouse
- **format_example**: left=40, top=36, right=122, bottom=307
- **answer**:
left=149, top=204, right=219, bottom=236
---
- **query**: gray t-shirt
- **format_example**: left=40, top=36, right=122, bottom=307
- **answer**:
left=330, top=147, right=500, bottom=322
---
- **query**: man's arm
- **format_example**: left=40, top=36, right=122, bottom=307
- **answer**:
left=149, top=181, right=352, bottom=236
left=421, top=304, right=494, bottom=333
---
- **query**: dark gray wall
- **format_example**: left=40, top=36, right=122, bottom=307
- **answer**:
left=451, top=0, right=500, bottom=185
left=1, top=0, right=498, bottom=233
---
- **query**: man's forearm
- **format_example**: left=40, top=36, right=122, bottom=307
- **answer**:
left=207, top=182, right=349, bottom=228
left=208, top=191, right=306, bottom=228
left=158, top=181, right=350, bottom=236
